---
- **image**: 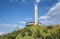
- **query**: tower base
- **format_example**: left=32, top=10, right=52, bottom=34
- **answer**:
left=26, top=22, right=41, bottom=26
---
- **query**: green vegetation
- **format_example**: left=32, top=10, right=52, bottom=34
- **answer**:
left=0, top=24, right=60, bottom=39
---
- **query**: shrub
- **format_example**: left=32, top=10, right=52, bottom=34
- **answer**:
left=47, top=26, right=53, bottom=29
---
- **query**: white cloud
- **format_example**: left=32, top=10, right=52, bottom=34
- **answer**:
left=39, top=2, right=60, bottom=25
left=23, top=0, right=25, bottom=2
left=0, top=32, right=5, bottom=36
left=0, top=23, right=26, bottom=30
left=0, top=23, right=18, bottom=27
left=36, top=0, right=41, bottom=3
left=47, top=2, right=60, bottom=15
left=39, top=15, right=49, bottom=19
left=19, top=21, right=26, bottom=24
left=25, top=18, right=32, bottom=20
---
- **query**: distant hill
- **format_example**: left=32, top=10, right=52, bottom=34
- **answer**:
left=0, top=25, right=60, bottom=39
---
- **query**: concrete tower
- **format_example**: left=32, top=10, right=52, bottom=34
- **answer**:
left=26, top=3, right=41, bottom=26
left=34, top=3, right=38, bottom=25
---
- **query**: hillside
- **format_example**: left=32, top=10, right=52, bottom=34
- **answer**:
left=0, top=25, right=60, bottom=39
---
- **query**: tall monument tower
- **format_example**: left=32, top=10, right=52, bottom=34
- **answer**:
left=34, top=3, right=38, bottom=25
left=26, top=3, right=41, bottom=26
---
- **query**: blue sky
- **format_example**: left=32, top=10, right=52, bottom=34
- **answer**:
left=0, top=0, right=60, bottom=34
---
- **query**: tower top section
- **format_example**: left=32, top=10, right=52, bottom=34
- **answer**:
left=34, top=3, right=38, bottom=25
left=34, top=3, right=38, bottom=6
